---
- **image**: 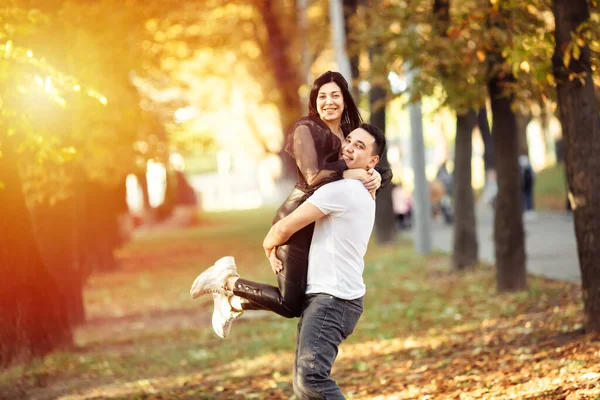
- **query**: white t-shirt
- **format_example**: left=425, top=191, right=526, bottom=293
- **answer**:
left=305, top=179, right=376, bottom=300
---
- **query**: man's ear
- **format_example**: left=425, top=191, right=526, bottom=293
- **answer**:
left=368, top=155, right=380, bottom=169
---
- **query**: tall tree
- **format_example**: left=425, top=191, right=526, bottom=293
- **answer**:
left=488, top=76, right=527, bottom=291
left=553, top=0, right=600, bottom=332
left=433, top=0, right=479, bottom=269
left=18, top=0, right=162, bottom=325
left=453, top=110, right=479, bottom=269
left=0, top=6, right=75, bottom=364
left=487, top=3, right=527, bottom=291
left=343, top=0, right=360, bottom=97
left=0, top=137, right=72, bottom=367
left=0, top=1, right=141, bottom=360
left=255, top=0, right=303, bottom=168
left=370, top=77, right=397, bottom=245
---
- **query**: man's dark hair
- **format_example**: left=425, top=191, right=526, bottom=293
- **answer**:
left=359, top=123, right=386, bottom=158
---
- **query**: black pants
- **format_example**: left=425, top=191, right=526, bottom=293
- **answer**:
left=233, top=188, right=312, bottom=318
left=522, top=183, right=534, bottom=211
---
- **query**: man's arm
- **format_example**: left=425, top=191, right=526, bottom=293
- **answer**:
left=263, top=201, right=326, bottom=256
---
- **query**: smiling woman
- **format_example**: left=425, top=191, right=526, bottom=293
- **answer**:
left=316, top=82, right=345, bottom=123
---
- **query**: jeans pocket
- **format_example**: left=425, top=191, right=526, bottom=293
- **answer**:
left=345, top=298, right=364, bottom=314
left=342, top=303, right=362, bottom=339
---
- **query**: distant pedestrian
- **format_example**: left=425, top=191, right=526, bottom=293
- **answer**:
left=436, top=160, right=453, bottom=197
left=392, top=183, right=412, bottom=229
left=519, top=155, right=536, bottom=220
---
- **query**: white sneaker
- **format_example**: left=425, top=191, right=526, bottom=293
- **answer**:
left=190, top=256, right=239, bottom=298
left=212, top=293, right=243, bottom=339
left=524, top=211, right=538, bottom=222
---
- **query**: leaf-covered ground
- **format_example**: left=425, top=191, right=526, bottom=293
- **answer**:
left=2, top=208, right=599, bottom=400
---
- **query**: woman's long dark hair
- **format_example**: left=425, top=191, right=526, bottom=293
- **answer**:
left=308, top=71, right=362, bottom=136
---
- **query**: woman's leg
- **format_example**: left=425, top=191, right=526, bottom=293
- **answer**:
left=228, top=187, right=313, bottom=318
left=232, top=222, right=314, bottom=318
left=193, top=187, right=312, bottom=320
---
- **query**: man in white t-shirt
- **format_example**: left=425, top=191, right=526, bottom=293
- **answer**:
left=261, top=123, right=385, bottom=399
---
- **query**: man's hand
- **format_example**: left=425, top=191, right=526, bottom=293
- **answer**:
left=263, top=222, right=283, bottom=260
left=268, top=247, right=283, bottom=274
left=262, top=201, right=326, bottom=270
left=343, top=168, right=368, bottom=182
left=364, top=168, right=382, bottom=192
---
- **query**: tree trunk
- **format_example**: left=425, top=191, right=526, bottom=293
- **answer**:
left=256, top=0, right=303, bottom=179
left=370, top=80, right=396, bottom=245
left=488, top=76, right=527, bottom=292
left=296, top=0, right=311, bottom=115
left=31, top=197, right=86, bottom=326
left=343, top=0, right=360, bottom=98
left=553, top=0, right=600, bottom=332
left=78, top=179, right=124, bottom=274
left=433, top=0, right=477, bottom=266
left=516, top=111, right=531, bottom=156
left=0, top=138, right=72, bottom=367
left=477, top=107, right=494, bottom=172
left=452, top=110, right=479, bottom=269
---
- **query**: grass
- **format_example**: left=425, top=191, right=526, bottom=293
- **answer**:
left=534, top=163, right=568, bottom=211
left=1, top=207, right=599, bottom=399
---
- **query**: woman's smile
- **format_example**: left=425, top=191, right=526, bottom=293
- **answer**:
left=317, top=82, right=344, bottom=122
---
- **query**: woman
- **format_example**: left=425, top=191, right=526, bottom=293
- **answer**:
left=191, top=71, right=392, bottom=337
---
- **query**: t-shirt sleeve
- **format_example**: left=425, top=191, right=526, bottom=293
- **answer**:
left=306, top=182, right=349, bottom=216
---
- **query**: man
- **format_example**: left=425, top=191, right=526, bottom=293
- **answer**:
left=261, top=123, right=385, bottom=399
left=192, top=123, right=385, bottom=399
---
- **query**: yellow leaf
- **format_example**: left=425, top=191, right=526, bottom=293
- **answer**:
left=573, top=44, right=581, bottom=60
left=476, top=50, right=486, bottom=62
left=563, top=50, right=571, bottom=68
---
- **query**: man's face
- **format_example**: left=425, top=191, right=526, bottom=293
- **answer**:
left=341, top=128, right=380, bottom=170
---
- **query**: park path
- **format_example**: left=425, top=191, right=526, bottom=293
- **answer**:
left=414, top=204, right=580, bottom=282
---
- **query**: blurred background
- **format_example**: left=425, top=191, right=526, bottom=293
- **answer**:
left=1, top=0, right=599, bottom=376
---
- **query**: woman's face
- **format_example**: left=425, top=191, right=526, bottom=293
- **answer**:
left=316, top=82, right=344, bottom=123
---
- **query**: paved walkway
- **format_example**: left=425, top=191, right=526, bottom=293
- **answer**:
left=413, top=204, right=580, bottom=283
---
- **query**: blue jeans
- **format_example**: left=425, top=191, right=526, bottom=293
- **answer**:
left=293, top=293, right=364, bottom=399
